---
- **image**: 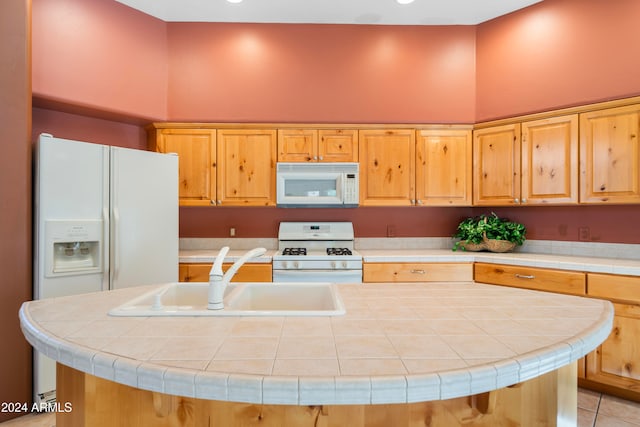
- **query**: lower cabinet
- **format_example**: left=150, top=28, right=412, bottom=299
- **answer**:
left=584, top=273, right=640, bottom=399
left=179, top=263, right=272, bottom=282
left=363, top=263, right=473, bottom=283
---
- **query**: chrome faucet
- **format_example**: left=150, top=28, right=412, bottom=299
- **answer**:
left=208, top=246, right=267, bottom=310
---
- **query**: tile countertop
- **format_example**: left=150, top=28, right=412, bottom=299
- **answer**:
left=179, top=248, right=640, bottom=277
left=20, top=281, right=612, bottom=405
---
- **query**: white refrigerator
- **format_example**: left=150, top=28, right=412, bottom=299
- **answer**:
left=33, top=133, right=179, bottom=406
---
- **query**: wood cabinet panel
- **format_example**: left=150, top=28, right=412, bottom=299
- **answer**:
left=318, top=129, right=358, bottom=162
left=155, top=129, right=216, bottom=206
left=416, top=129, right=472, bottom=206
left=588, top=273, right=640, bottom=305
left=521, top=114, right=579, bottom=204
left=277, top=129, right=318, bottom=162
left=580, top=104, right=640, bottom=204
left=216, top=129, right=277, bottom=206
left=473, top=124, right=521, bottom=206
left=278, top=129, right=357, bottom=162
left=359, top=129, right=416, bottom=206
left=180, top=262, right=272, bottom=282
left=474, top=263, right=586, bottom=296
left=585, top=301, right=640, bottom=394
left=364, top=263, right=473, bottom=283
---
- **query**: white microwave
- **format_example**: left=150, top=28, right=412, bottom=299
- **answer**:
left=276, top=162, right=359, bottom=207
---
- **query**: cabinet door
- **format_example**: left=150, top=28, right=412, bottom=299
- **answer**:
left=277, top=129, right=318, bottom=162
left=318, top=129, right=358, bottom=162
left=580, top=104, right=640, bottom=204
left=416, top=129, right=472, bottom=206
left=359, top=129, right=415, bottom=206
left=585, top=273, right=640, bottom=395
left=473, top=124, right=521, bottom=206
left=217, top=129, right=277, bottom=206
left=521, top=114, right=578, bottom=205
left=157, top=129, right=216, bottom=206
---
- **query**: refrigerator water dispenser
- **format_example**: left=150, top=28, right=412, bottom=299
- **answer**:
left=45, top=220, right=103, bottom=277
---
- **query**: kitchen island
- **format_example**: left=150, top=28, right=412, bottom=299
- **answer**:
left=20, top=281, right=613, bottom=426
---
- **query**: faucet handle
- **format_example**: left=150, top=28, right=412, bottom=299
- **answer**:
left=210, top=246, right=230, bottom=279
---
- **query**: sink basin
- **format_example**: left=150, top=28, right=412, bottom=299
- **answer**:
left=108, top=282, right=345, bottom=317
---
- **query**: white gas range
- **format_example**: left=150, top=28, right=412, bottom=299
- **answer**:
left=272, top=222, right=363, bottom=283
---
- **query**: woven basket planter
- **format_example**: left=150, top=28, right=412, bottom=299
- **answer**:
left=457, top=241, right=487, bottom=252
left=483, top=235, right=516, bottom=253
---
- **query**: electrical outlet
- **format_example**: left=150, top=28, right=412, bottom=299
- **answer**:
left=578, top=227, right=590, bottom=241
left=230, top=227, right=236, bottom=237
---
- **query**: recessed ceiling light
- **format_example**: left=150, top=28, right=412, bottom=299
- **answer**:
left=396, top=0, right=415, bottom=4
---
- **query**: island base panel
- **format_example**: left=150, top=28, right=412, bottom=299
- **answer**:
left=57, top=363, right=577, bottom=427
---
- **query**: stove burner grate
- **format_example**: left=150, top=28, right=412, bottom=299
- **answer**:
left=282, top=247, right=307, bottom=256
left=327, top=248, right=352, bottom=256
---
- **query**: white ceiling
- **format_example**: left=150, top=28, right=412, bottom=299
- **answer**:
left=115, top=0, right=543, bottom=26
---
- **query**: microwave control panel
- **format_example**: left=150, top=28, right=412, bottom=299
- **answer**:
left=343, top=173, right=359, bottom=205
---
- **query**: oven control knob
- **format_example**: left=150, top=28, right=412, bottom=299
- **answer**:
left=331, top=261, right=337, bottom=269
left=281, top=261, right=287, bottom=269
left=293, top=261, right=299, bottom=269
left=342, top=261, right=347, bottom=269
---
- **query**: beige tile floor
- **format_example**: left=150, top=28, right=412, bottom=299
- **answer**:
left=1, top=388, right=639, bottom=426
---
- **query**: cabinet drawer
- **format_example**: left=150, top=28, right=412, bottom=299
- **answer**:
left=474, top=263, right=586, bottom=295
left=179, top=263, right=272, bottom=282
left=588, top=273, right=640, bottom=305
left=363, top=263, right=473, bottom=283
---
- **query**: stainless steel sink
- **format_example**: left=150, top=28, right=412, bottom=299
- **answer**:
left=108, top=282, right=345, bottom=317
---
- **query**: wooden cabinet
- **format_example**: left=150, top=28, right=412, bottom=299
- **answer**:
left=416, top=129, right=472, bottom=206
left=473, top=124, right=521, bottom=206
left=358, top=129, right=416, bottom=206
left=216, top=129, right=277, bottom=206
left=585, top=273, right=640, bottom=398
left=364, top=262, right=473, bottom=283
left=474, top=115, right=578, bottom=206
left=278, top=129, right=358, bottom=162
left=521, top=114, right=579, bottom=204
left=474, top=263, right=586, bottom=296
left=580, top=104, right=640, bottom=204
left=152, top=129, right=217, bottom=206
left=179, top=262, right=272, bottom=282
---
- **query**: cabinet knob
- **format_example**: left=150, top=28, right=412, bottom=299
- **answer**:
left=417, top=200, right=423, bottom=205
left=514, top=198, right=519, bottom=204
left=410, top=199, right=416, bottom=205
left=319, top=156, right=323, bottom=161
left=217, top=200, right=221, bottom=205
left=521, top=198, right=527, bottom=203
left=313, top=155, right=318, bottom=160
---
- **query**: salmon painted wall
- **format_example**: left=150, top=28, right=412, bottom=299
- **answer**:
left=166, top=23, right=476, bottom=123
left=476, top=0, right=640, bottom=121
left=32, top=108, right=147, bottom=150
left=31, top=0, right=167, bottom=121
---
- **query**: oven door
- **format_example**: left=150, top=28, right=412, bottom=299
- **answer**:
left=272, top=269, right=362, bottom=284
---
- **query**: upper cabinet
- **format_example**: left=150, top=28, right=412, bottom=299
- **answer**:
left=149, top=126, right=277, bottom=206
left=580, top=104, right=640, bottom=204
left=521, top=114, right=579, bottom=205
left=216, top=129, right=277, bottom=206
left=278, top=129, right=358, bottom=162
left=359, top=129, right=416, bottom=206
left=416, top=129, right=472, bottom=206
left=473, top=124, right=521, bottom=206
left=152, top=128, right=217, bottom=206
left=473, top=114, right=579, bottom=206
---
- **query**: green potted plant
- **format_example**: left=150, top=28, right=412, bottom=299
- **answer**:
left=452, top=216, right=487, bottom=251
left=452, top=213, right=526, bottom=252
